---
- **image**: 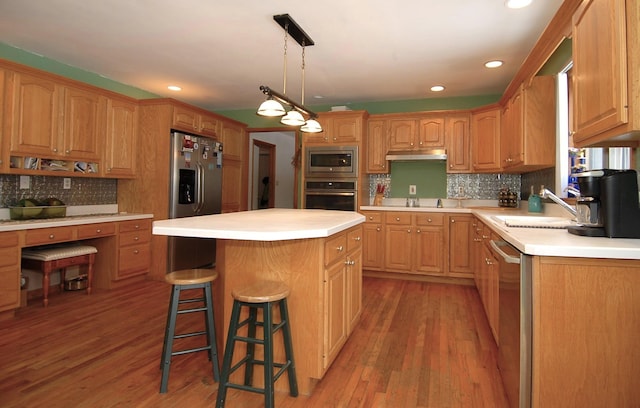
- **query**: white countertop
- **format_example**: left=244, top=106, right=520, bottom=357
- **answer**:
left=360, top=202, right=640, bottom=260
left=152, top=208, right=365, bottom=241
left=0, top=211, right=153, bottom=232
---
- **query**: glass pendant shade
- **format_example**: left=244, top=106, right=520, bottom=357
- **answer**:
left=280, top=110, right=306, bottom=126
left=257, top=98, right=286, bottom=117
left=300, top=118, right=323, bottom=133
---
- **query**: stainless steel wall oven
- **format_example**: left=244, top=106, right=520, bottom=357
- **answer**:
left=304, top=179, right=357, bottom=211
left=305, top=145, right=358, bottom=178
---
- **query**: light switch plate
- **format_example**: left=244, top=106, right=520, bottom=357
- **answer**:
left=63, top=178, right=71, bottom=189
left=409, top=185, right=416, bottom=195
left=19, top=175, right=30, bottom=189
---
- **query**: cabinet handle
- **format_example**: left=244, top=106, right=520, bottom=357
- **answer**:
left=49, top=234, right=55, bottom=239
left=96, top=229, right=101, bottom=233
left=482, top=234, right=490, bottom=239
left=353, top=236, right=361, bottom=241
left=133, top=250, right=139, bottom=255
left=416, top=229, right=421, bottom=233
left=376, top=227, right=381, bottom=231
left=407, top=229, right=411, bottom=233
left=474, top=238, right=482, bottom=242
left=344, top=259, right=355, bottom=266
left=368, top=216, right=373, bottom=220
left=427, top=218, right=432, bottom=223
left=396, top=217, right=400, bottom=221
left=134, top=236, right=139, bottom=241
left=336, top=245, right=344, bottom=252
left=450, top=219, right=455, bottom=223
left=485, top=258, right=493, bottom=265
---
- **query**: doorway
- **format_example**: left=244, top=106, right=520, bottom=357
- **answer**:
left=253, top=140, right=275, bottom=209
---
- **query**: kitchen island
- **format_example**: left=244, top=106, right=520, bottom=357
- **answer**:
left=152, top=208, right=365, bottom=395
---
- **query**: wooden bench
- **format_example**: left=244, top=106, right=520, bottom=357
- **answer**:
left=21, top=245, right=97, bottom=307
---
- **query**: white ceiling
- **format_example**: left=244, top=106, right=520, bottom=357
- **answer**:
left=0, top=0, right=564, bottom=112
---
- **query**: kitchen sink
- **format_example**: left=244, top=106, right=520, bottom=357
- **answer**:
left=492, top=215, right=576, bottom=229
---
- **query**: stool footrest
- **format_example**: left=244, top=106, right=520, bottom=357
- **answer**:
left=177, top=306, right=208, bottom=314
left=174, top=330, right=207, bottom=340
left=172, top=345, right=213, bottom=357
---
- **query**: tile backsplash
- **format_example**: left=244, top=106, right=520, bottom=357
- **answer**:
left=369, top=173, right=521, bottom=203
left=0, top=175, right=117, bottom=207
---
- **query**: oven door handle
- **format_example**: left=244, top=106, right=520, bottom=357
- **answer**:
left=305, top=191, right=355, bottom=196
left=490, top=240, right=521, bottom=264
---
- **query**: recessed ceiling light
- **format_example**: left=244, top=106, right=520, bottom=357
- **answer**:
left=430, top=85, right=445, bottom=92
left=484, top=60, right=504, bottom=68
left=167, top=85, right=182, bottom=91
left=505, top=0, right=533, bottom=9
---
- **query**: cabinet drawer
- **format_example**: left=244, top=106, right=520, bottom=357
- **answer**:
left=347, top=227, right=362, bottom=252
left=0, top=247, right=20, bottom=268
left=119, top=219, right=151, bottom=233
left=324, top=233, right=347, bottom=266
left=0, top=232, right=18, bottom=248
left=362, top=212, right=382, bottom=223
left=77, top=223, right=116, bottom=239
left=385, top=213, right=411, bottom=225
left=415, top=213, right=444, bottom=226
left=25, top=227, right=75, bottom=246
left=120, top=230, right=151, bottom=246
left=118, top=243, right=151, bottom=278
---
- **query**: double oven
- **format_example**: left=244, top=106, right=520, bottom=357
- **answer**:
left=303, top=145, right=358, bottom=211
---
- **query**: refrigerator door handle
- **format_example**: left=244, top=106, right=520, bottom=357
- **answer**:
left=198, top=162, right=205, bottom=213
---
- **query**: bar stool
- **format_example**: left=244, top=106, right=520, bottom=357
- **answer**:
left=160, top=268, right=220, bottom=393
left=21, top=244, right=97, bottom=307
left=216, top=280, right=298, bottom=408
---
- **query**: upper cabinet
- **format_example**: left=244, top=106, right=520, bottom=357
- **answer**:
left=501, top=76, right=556, bottom=172
left=445, top=113, right=471, bottom=173
left=172, top=105, right=221, bottom=139
left=572, top=0, right=640, bottom=146
left=387, top=115, right=445, bottom=151
left=308, top=111, right=367, bottom=145
left=6, top=71, right=103, bottom=161
left=365, top=118, right=388, bottom=173
left=103, top=96, right=138, bottom=178
left=471, top=106, right=502, bottom=172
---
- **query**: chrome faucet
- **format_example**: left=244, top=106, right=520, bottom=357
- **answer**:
left=539, top=187, right=577, bottom=217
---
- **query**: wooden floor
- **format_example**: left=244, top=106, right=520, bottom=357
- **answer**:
left=0, top=277, right=508, bottom=408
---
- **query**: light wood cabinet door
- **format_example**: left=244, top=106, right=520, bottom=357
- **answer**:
left=471, top=107, right=501, bottom=172
left=63, top=86, right=103, bottom=160
left=0, top=68, right=5, bottom=171
left=445, top=114, right=471, bottom=173
left=323, top=255, right=347, bottom=370
left=501, top=87, right=523, bottom=168
left=388, top=119, right=417, bottom=150
left=104, top=97, right=138, bottom=178
left=311, top=111, right=365, bottom=145
left=221, top=121, right=246, bottom=161
left=448, top=214, right=473, bottom=277
left=384, top=224, right=413, bottom=271
left=0, top=232, right=20, bottom=312
left=221, top=121, right=247, bottom=212
left=413, top=225, right=444, bottom=274
left=418, top=116, right=445, bottom=148
left=346, top=248, right=362, bottom=333
left=332, top=115, right=362, bottom=144
left=7, top=71, right=62, bottom=157
left=572, top=0, right=629, bottom=144
left=361, top=212, right=385, bottom=270
left=365, top=119, right=388, bottom=173
left=221, top=158, right=243, bottom=213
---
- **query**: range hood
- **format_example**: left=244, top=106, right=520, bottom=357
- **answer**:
left=385, top=149, right=447, bottom=161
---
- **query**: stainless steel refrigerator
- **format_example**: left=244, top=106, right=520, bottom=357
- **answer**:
left=167, top=131, right=223, bottom=272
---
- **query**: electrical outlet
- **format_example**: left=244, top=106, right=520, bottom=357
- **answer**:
left=19, top=175, right=30, bottom=189
left=409, top=185, right=417, bottom=195
left=63, top=178, right=71, bottom=189
left=458, top=186, right=464, bottom=196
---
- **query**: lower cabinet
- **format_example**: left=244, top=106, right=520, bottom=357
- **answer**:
left=0, top=232, right=21, bottom=313
left=323, top=225, right=362, bottom=371
left=472, top=217, right=499, bottom=344
left=116, top=219, right=151, bottom=280
left=362, top=210, right=473, bottom=279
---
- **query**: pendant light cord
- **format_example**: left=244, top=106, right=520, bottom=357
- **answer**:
left=282, top=23, right=288, bottom=95
left=301, top=42, right=305, bottom=106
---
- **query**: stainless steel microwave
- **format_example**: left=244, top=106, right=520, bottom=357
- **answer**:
left=305, top=146, right=358, bottom=178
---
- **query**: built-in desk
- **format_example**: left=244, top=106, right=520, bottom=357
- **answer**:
left=0, top=213, right=153, bottom=319
left=153, top=208, right=365, bottom=395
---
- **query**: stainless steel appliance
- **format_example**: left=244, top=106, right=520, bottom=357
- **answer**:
left=168, top=131, right=223, bottom=272
left=305, top=145, right=358, bottom=178
left=568, top=169, right=640, bottom=238
left=304, top=179, right=357, bottom=211
left=491, top=239, right=532, bottom=408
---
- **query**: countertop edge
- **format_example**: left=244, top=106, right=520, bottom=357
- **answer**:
left=0, top=213, right=154, bottom=232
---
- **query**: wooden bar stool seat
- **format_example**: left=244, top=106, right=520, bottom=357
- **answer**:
left=160, top=268, right=220, bottom=393
left=216, top=280, right=298, bottom=408
left=21, top=244, right=97, bottom=307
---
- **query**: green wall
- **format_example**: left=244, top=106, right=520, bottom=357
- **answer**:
left=388, top=161, right=447, bottom=198
left=0, top=42, right=501, bottom=127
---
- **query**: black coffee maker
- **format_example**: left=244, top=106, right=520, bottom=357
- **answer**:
left=568, top=169, right=640, bottom=238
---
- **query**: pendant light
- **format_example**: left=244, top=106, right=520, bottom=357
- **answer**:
left=258, top=14, right=322, bottom=133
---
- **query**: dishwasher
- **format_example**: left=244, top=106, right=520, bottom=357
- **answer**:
left=490, top=238, right=532, bottom=408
